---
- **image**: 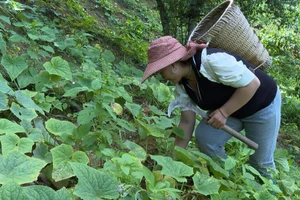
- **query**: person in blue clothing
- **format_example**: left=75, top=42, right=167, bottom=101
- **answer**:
left=141, top=36, right=281, bottom=177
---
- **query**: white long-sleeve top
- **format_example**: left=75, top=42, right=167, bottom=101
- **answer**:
left=173, top=48, right=255, bottom=111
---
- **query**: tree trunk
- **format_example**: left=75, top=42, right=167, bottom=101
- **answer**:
left=156, top=0, right=170, bottom=35
left=186, top=0, right=205, bottom=38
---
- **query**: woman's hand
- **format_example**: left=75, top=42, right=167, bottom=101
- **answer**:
left=206, top=109, right=227, bottom=129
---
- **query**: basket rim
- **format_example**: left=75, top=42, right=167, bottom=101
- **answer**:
left=188, top=0, right=234, bottom=42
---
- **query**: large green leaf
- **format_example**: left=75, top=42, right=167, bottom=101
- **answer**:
left=152, top=115, right=173, bottom=130
left=15, top=90, right=44, bottom=115
left=103, top=103, right=116, bottom=120
left=40, top=26, right=56, bottom=42
left=192, top=150, right=229, bottom=178
left=173, top=146, right=195, bottom=166
left=279, top=179, right=298, bottom=196
left=27, top=49, right=39, bottom=59
left=32, top=143, right=53, bottom=163
left=35, top=70, right=58, bottom=91
left=125, top=102, right=142, bottom=118
left=77, top=107, right=97, bottom=125
left=10, top=102, right=38, bottom=121
left=0, top=133, right=34, bottom=156
left=210, top=191, right=239, bottom=200
left=1, top=54, right=28, bottom=81
left=51, top=144, right=89, bottom=181
left=55, top=187, right=75, bottom=200
left=253, top=188, right=277, bottom=200
left=27, top=33, right=40, bottom=40
left=136, top=119, right=165, bottom=138
left=70, top=162, right=120, bottom=200
left=0, top=118, right=25, bottom=134
left=104, top=153, right=144, bottom=184
left=192, top=172, right=221, bottom=196
left=91, top=78, right=102, bottom=90
left=0, top=91, right=8, bottom=111
left=101, top=50, right=115, bottom=63
left=43, top=56, right=72, bottom=80
left=34, top=117, right=58, bottom=146
left=172, top=126, right=187, bottom=140
left=40, top=45, right=55, bottom=53
left=149, top=105, right=167, bottom=116
left=39, top=49, right=51, bottom=58
left=224, top=156, right=237, bottom=171
left=33, top=93, right=53, bottom=113
left=0, top=34, right=6, bottom=54
left=17, top=67, right=37, bottom=88
left=142, top=166, right=155, bottom=186
left=150, top=155, right=193, bottom=182
left=174, top=146, right=210, bottom=176
left=0, top=181, right=74, bottom=200
left=116, top=118, right=136, bottom=132
left=45, top=118, right=76, bottom=136
left=111, top=86, right=132, bottom=102
left=0, top=15, right=11, bottom=24
left=274, top=148, right=290, bottom=172
left=54, top=38, right=75, bottom=50
left=8, top=34, right=29, bottom=43
left=124, top=140, right=147, bottom=161
left=0, top=151, right=47, bottom=184
left=150, top=82, right=172, bottom=103
left=63, top=86, right=91, bottom=97
left=22, top=123, right=45, bottom=143
left=0, top=81, right=14, bottom=95
left=0, top=181, right=28, bottom=200
left=23, top=185, right=56, bottom=200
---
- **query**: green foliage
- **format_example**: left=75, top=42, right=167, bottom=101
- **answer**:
left=51, top=144, right=89, bottom=181
left=0, top=151, right=46, bottom=184
left=1, top=54, right=28, bottom=81
left=70, top=162, right=120, bottom=199
left=43, top=57, right=72, bottom=80
left=0, top=181, right=74, bottom=200
left=104, top=153, right=144, bottom=185
left=0, top=0, right=299, bottom=199
left=0, top=118, right=25, bottom=134
left=0, top=133, right=33, bottom=156
left=193, top=172, right=221, bottom=196
left=94, top=0, right=161, bottom=63
left=151, top=155, right=194, bottom=182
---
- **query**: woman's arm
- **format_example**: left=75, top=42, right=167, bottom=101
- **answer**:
left=175, top=110, right=196, bottom=148
left=207, top=76, right=261, bottom=129
left=221, top=76, right=260, bottom=116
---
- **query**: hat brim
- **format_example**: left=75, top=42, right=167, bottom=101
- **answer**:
left=141, top=46, right=187, bottom=83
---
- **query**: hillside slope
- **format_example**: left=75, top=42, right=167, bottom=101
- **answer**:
left=0, top=1, right=299, bottom=199
left=80, top=0, right=161, bottom=65
left=41, top=0, right=161, bottom=65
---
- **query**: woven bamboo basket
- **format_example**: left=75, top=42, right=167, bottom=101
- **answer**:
left=188, top=0, right=271, bottom=69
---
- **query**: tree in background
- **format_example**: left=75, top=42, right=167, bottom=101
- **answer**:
left=155, top=0, right=299, bottom=43
left=155, top=0, right=215, bottom=43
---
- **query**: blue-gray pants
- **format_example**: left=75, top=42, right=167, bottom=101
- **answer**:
left=195, top=88, right=281, bottom=177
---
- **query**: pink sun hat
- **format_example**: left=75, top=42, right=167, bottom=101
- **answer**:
left=141, top=36, right=207, bottom=83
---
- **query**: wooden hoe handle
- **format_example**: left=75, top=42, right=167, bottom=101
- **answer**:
left=222, top=125, right=258, bottom=150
